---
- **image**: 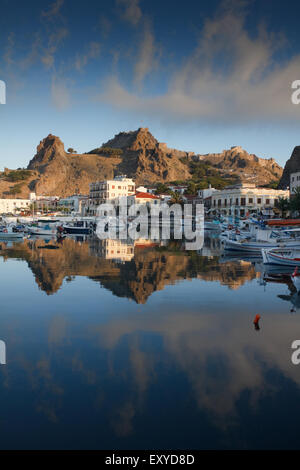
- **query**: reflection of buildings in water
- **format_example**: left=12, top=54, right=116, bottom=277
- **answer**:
left=94, top=239, right=135, bottom=263
left=89, top=238, right=161, bottom=263
left=0, top=237, right=259, bottom=301
left=197, top=235, right=223, bottom=257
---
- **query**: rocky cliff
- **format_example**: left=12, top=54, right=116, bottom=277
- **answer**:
left=198, top=146, right=282, bottom=185
left=0, top=128, right=283, bottom=198
left=278, top=146, right=300, bottom=189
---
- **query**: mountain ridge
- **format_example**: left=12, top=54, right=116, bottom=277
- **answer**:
left=0, top=127, right=283, bottom=198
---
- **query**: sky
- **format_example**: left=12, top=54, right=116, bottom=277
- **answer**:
left=1, top=0, right=300, bottom=169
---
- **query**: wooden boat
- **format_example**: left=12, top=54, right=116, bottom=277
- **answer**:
left=0, top=226, right=24, bottom=239
left=262, top=248, right=300, bottom=266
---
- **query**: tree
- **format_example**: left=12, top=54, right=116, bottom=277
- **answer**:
left=290, top=187, right=300, bottom=213
left=67, top=148, right=77, bottom=153
left=276, top=196, right=290, bottom=218
left=185, top=181, right=197, bottom=195
left=155, top=183, right=169, bottom=194
left=169, top=191, right=183, bottom=205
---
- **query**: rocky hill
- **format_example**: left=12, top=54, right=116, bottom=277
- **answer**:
left=278, top=146, right=300, bottom=189
left=197, top=146, right=282, bottom=185
left=0, top=128, right=283, bottom=198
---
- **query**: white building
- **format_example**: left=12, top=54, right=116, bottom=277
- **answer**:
left=88, top=175, right=135, bottom=215
left=58, top=195, right=88, bottom=215
left=197, top=185, right=218, bottom=203
left=290, top=171, right=300, bottom=195
left=127, top=191, right=161, bottom=207
left=209, top=183, right=289, bottom=217
left=0, top=198, right=32, bottom=214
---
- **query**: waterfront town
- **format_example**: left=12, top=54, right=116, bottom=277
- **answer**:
left=0, top=175, right=292, bottom=219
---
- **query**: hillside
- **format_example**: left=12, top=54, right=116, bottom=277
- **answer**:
left=278, top=146, right=300, bottom=189
left=0, top=128, right=283, bottom=198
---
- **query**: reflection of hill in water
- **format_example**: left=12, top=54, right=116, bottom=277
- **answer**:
left=0, top=238, right=258, bottom=303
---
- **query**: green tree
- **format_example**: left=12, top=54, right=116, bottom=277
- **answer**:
left=290, top=187, right=300, bottom=213
left=276, top=196, right=290, bottom=218
left=169, top=191, right=183, bottom=205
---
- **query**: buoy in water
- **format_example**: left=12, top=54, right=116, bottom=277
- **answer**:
left=253, top=314, right=261, bottom=325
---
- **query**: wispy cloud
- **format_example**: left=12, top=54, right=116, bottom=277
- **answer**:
left=99, top=1, right=300, bottom=123
left=3, top=32, right=15, bottom=67
left=75, top=42, right=101, bottom=71
left=41, top=0, right=64, bottom=20
left=51, top=76, right=70, bottom=110
left=134, top=20, right=157, bottom=85
left=116, top=0, right=142, bottom=26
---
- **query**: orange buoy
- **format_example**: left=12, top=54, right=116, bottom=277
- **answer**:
left=253, top=314, right=261, bottom=324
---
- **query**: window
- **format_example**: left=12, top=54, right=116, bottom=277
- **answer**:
left=236, top=198, right=239, bottom=205
left=241, top=198, right=246, bottom=206
left=218, top=199, right=221, bottom=207
left=248, top=198, right=253, bottom=204
left=224, top=199, right=227, bottom=207
left=266, top=199, right=270, bottom=205
left=257, top=198, right=261, bottom=204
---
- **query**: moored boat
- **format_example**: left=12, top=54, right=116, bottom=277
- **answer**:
left=0, top=226, right=24, bottom=239
left=262, top=248, right=300, bottom=266
left=63, top=220, right=93, bottom=235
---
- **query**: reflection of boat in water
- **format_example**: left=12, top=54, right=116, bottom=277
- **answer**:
left=291, top=267, right=300, bottom=291
left=278, top=292, right=300, bottom=311
left=220, top=252, right=262, bottom=264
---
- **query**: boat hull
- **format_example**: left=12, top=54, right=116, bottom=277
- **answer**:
left=0, top=232, right=24, bottom=239
left=262, top=248, right=300, bottom=266
left=64, top=227, right=91, bottom=235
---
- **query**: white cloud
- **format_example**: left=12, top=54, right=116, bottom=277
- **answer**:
left=99, top=2, right=300, bottom=123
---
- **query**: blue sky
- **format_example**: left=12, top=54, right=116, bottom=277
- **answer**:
left=1, top=0, right=300, bottom=170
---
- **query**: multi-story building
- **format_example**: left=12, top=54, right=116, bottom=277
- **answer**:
left=58, top=195, right=88, bottom=215
left=0, top=198, right=32, bottom=214
left=209, top=183, right=289, bottom=217
left=88, top=175, right=135, bottom=215
left=290, top=171, right=300, bottom=195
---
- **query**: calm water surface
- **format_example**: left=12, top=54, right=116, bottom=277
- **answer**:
left=0, top=235, right=300, bottom=449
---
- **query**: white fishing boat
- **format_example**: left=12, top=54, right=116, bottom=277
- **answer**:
left=0, top=226, right=24, bottom=239
left=224, top=238, right=280, bottom=252
left=28, top=222, right=59, bottom=236
left=262, top=248, right=300, bottom=266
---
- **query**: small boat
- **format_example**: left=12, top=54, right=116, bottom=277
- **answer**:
left=28, top=223, right=59, bottom=236
left=262, top=248, right=300, bottom=266
left=63, top=220, right=93, bottom=235
left=224, top=239, right=279, bottom=253
left=0, top=226, right=24, bottom=239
